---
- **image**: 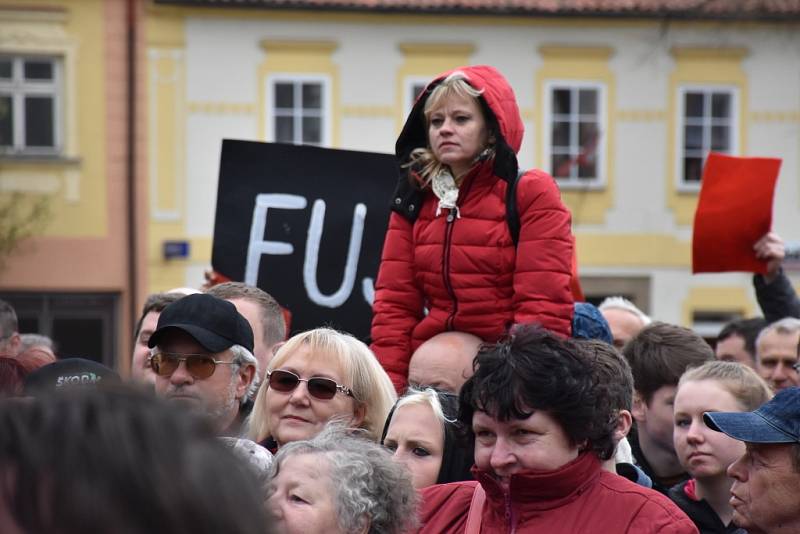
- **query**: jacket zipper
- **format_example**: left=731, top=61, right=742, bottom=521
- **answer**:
left=442, top=168, right=478, bottom=331
left=504, top=485, right=517, bottom=534
left=443, top=210, right=457, bottom=331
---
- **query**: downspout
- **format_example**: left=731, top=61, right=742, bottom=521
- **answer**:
left=125, top=0, right=138, bottom=352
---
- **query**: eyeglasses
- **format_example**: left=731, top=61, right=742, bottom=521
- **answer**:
left=267, top=369, right=354, bottom=400
left=149, top=352, right=237, bottom=379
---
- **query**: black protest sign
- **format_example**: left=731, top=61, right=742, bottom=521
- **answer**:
left=212, top=140, right=398, bottom=341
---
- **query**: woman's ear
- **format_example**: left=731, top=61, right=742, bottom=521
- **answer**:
left=350, top=402, right=367, bottom=429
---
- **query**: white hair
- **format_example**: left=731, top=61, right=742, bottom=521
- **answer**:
left=19, top=333, right=54, bottom=352
left=230, top=344, right=260, bottom=403
left=598, top=296, right=651, bottom=325
left=755, top=317, right=800, bottom=359
left=270, top=424, right=418, bottom=534
left=394, top=387, right=454, bottom=426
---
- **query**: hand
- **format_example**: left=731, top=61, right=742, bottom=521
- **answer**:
left=754, top=231, right=785, bottom=282
left=201, top=269, right=231, bottom=290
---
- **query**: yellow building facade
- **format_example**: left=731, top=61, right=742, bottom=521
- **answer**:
left=143, top=1, right=800, bottom=334
left=0, top=0, right=147, bottom=367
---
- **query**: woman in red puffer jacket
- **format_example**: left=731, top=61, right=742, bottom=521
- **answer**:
left=417, top=327, right=698, bottom=534
left=370, top=65, right=574, bottom=392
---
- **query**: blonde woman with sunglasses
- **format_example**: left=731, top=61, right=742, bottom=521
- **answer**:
left=248, top=327, right=396, bottom=450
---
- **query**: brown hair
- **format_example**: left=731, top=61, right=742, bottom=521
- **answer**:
left=579, top=339, right=633, bottom=412
left=623, top=322, right=714, bottom=404
left=206, top=282, right=286, bottom=347
left=133, top=292, right=186, bottom=341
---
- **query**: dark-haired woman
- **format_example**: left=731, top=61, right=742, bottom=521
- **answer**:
left=416, top=325, right=698, bottom=534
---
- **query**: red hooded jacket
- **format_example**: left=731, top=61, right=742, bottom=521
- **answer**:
left=370, top=65, right=574, bottom=391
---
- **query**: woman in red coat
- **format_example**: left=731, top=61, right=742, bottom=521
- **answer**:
left=417, top=326, right=699, bottom=534
left=371, top=65, right=574, bottom=392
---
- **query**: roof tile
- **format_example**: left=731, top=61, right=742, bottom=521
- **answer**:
left=155, top=0, right=800, bottom=19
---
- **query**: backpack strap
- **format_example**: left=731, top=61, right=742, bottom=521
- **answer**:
left=464, top=484, right=486, bottom=534
left=505, top=168, right=525, bottom=246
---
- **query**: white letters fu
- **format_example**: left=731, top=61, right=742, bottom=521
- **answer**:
left=245, top=194, right=374, bottom=308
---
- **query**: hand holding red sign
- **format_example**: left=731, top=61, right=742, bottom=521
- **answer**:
left=692, top=152, right=782, bottom=274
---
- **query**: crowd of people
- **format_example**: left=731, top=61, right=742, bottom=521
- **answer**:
left=2, top=65, right=800, bottom=534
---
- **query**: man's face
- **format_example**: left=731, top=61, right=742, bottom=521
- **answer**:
left=0, top=331, right=21, bottom=357
left=716, top=334, right=756, bottom=368
left=228, top=298, right=269, bottom=381
left=131, top=311, right=159, bottom=387
left=634, top=385, right=678, bottom=455
left=601, top=308, right=645, bottom=349
left=408, top=343, right=474, bottom=393
left=756, top=330, right=800, bottom=392
left=728, top=442, right=800, bottom=533
left=153, top=331, right=250, bottom=432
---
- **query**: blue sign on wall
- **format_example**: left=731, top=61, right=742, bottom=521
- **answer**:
left=163, top=240, right=190, bottom=260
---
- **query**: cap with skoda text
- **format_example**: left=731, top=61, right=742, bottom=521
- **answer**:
left=24, top=358, right=120, bottom=395
left=704, top=386, right=800, bottom=444
left=148, top=293, right=254, bottom=354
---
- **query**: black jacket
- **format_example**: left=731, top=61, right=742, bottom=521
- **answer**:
left=668, top=480, right=746, bottom=534
left=754, top=269, right=800, bottom=323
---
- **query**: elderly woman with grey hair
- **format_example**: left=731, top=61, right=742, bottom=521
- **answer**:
left=267, top=424, right=418, bottom=534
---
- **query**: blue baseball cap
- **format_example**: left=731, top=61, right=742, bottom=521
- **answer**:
left=704, top=387, right=800, bottom=443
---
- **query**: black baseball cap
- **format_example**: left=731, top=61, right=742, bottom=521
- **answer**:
left=704, top=386, right=800, bottom=444
left=148, top=293, right=254, bottom=354
left=24, top=358, right=120, bottom=395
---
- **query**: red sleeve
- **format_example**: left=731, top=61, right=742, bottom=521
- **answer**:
left=370, top=211, right=424, bottom=393
left=628, top=498, right=700, bottom=534
left=512, top=170, right=574, bottom=337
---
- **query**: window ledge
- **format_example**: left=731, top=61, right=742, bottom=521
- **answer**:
left=556, top=181, right=607, bottom=192
left=0, top=154, right=81, bottom=167
left=676, top=183, right=701, bottom=194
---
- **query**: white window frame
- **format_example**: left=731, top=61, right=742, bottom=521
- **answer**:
left=0, top=54, right=63, bottom=156
left=542, top=80, right=607, bottom=189
left=265, top=74, right=331, bottom=147
left=676, top=84, right=739, bottom=192
left=403, top=76, right=429, bottom=117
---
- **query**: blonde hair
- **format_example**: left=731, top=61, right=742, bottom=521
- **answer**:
left=406, top=71, right=488, bottom=186
left=678, top=360, right=772, bottom=411
left=248, top=328, right=396, bottom=443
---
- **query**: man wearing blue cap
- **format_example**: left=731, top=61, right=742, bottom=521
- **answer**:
left=148, top=293, right=258, bottom=436
left=704, top=387, right=800, bottom=534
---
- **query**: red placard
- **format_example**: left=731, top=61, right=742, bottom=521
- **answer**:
left=692, top=153, right=782, bottom=274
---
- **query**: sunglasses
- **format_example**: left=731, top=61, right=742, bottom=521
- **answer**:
left=149, top=352, right=237, bottom=379
left=267, top=369, right=354, bottom=400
